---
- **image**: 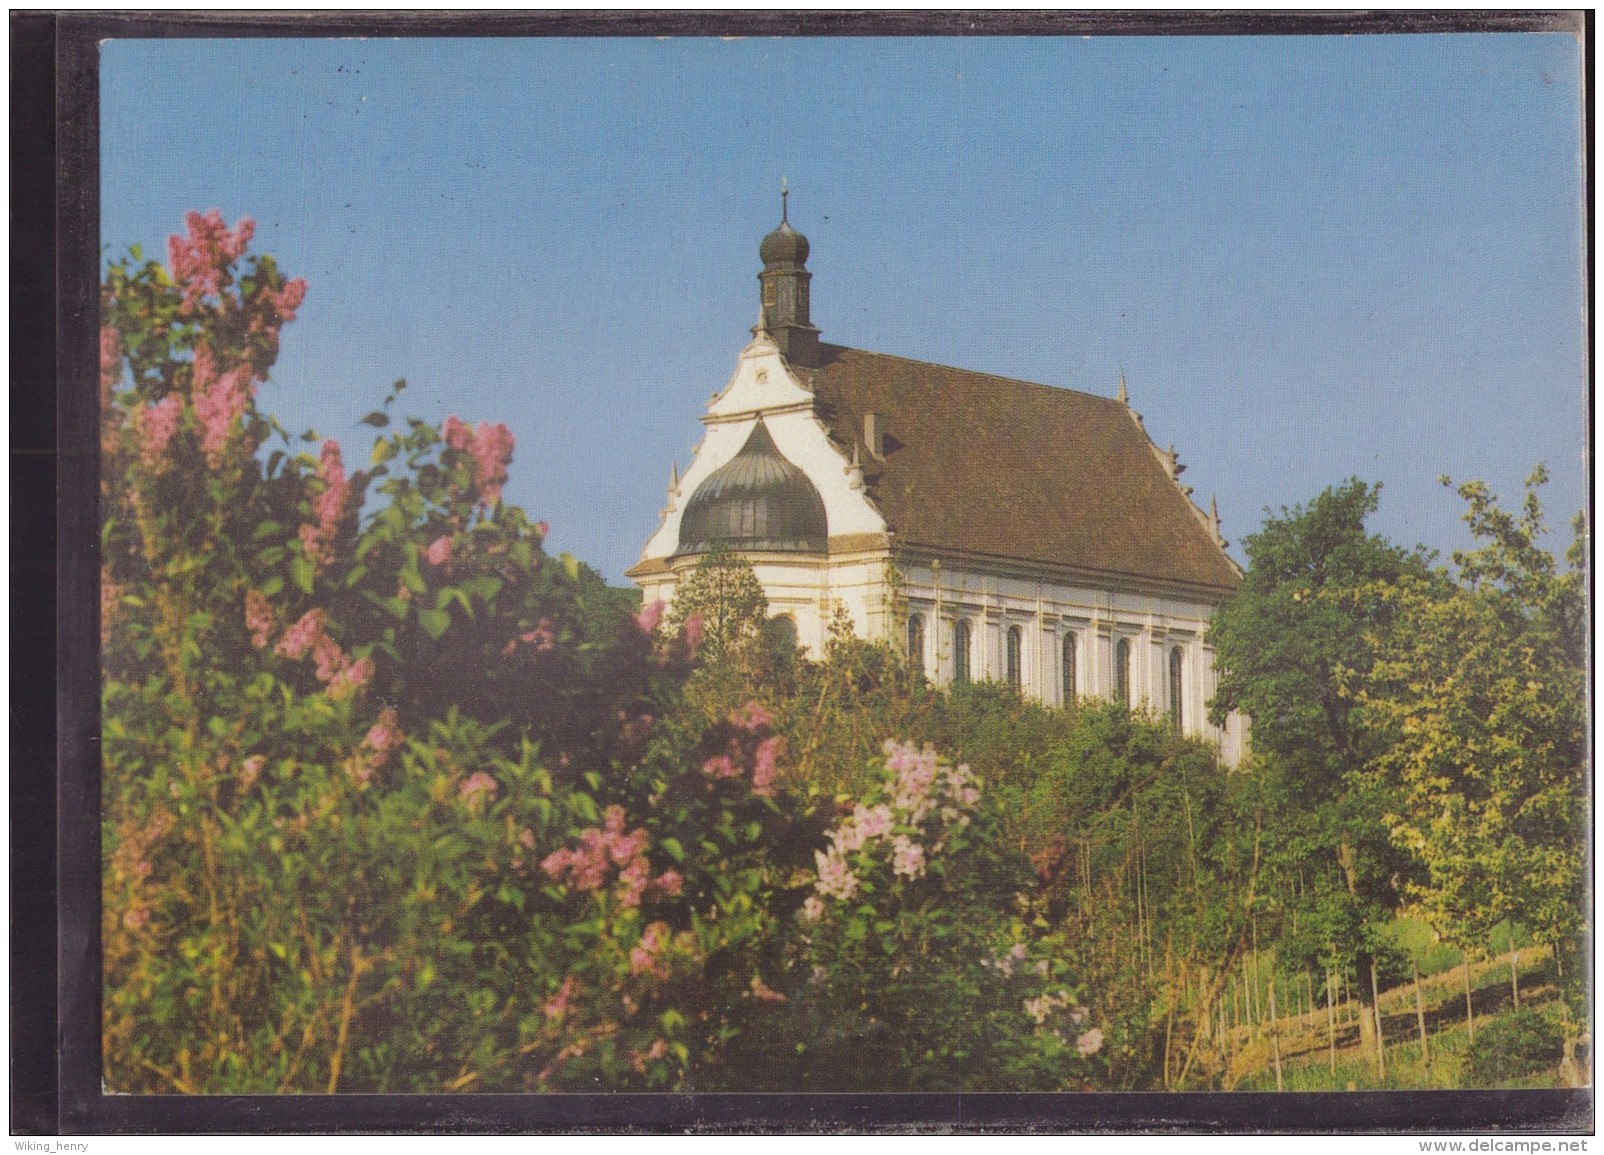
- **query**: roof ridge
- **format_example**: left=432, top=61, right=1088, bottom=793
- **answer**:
left=820, top=343, right=1124, bottom=408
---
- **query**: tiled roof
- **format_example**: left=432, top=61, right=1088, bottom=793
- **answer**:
left=805, top=344, right=1240, bottom=596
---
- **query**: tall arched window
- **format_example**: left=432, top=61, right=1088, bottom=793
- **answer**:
left=907, top=613, right=926, bottom=676
left=1062, top=632, right=1077, bottom=704
left=1005, top=626, right=1023, bottom=688
left=1114, top=638, right=1131, bottom=704
left=1168, top=646, right=1184, bottom=731
left=953, top=619, right=971, bottom=685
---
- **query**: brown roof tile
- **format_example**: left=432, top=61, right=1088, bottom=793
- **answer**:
left=806, top=344, right=1240, bottom=596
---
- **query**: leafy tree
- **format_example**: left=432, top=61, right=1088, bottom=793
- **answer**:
left=661, top=546, right=769, bottom=664
left=1206, top=480, right=1431, bottom=1057
left=1363, top=472, right=1587, bottom=1015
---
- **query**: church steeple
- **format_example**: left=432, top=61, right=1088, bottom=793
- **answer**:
left=757, top=180, right=822, bottom=366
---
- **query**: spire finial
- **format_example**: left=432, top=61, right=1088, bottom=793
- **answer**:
left=1117, top=368, right=1129, bottom=406
left=781, top=176, right=789, bottom=223
left=1209, top=494, right=1222, bottom=534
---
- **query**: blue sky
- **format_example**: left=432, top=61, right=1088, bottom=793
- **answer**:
left=102, top=34, right=1586, bottom=583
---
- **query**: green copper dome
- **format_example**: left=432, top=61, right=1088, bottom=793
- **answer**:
left=678, top=418, right=828, bottom=555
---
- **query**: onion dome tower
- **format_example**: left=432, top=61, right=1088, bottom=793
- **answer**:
left=677, top=417, right=828, bottom=554
left=757, top=181, right=822, bottom=367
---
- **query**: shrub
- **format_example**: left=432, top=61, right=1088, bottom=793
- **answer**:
left=1465, top=1007, right=1565, bottom=1087
left=726, top=739, right=1105, bottom=1091
left=99, top=212, right=800, bottom=1092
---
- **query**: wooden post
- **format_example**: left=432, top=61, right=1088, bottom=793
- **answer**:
left=1412, top=956, right=1429, bottom=1069
left=1326, top=969, right=1337, bottom=1074
left=1370, top=958, right=1386, bottom=1079
left=1463, top=952, right=1475, bottom=1043
left=1510, top=942, right=1520, bottom=1009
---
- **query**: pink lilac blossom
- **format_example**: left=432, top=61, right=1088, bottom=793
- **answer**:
left=891, top=834, right=926, bottom=880
left=275, top=609, right=329, bottom=660
left=813, top=845, right=859, bottom=902
left=239, top=755, right=266, bottom=792
left=800, top=896, right=825, bottom=922
left=616, top=856, right=651, bottom=909
left=458, top=771, right=498, bottom=807
left=363, top=708, right=401, bottom=761
left=543, top=975, right=578, bottom=1020
left=167, top=210, right=254, bottom=312
left=633, top=599, right=665, bottom=634
left=468, top=421, right=515, bottom=504
left=298, top=440, right=351, bottom=568
left=269, top=277, right=308, bottom=323
left=311, top=632, right=349, bottom=683
left=629, top=1039, right=670, bottom=1073
left=751, top=736, right=781, bottom=797
left=244, top=589, right=275, bottom=648
left=327, top=657, right=373, bottom=702
left=136, top=394, right=183, bottom=472
left=701, top=753, right=739, bottom=780
left=442, top=415, right=473, bottom=452
left=831, top=820, right=868, bottom=855
left=729, top=700, right=774, bottom=733
left=682, top=613, right=705, bottom=654
left=884, top=740, right=941, bottom=822
left=424, top=535, right=453, bottom=567
left=629, top=922, right=672, bottom=980
left=1075, top=1027, right=1104, bottom=1057
left=853, top=803, right=893, bottom=841
left=648, top=870, right=683, bottom=898
left=189, top=344, right=254, bottom=465
left=541, top=806, right=651, bottom=895
left=122, top=907, right=151, bottom=932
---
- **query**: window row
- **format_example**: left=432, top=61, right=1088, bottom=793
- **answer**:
left=905, top=614, right=1186, bottom=728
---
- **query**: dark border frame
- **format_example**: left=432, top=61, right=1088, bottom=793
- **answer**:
left=19, top=8, right=1593, bottom=1135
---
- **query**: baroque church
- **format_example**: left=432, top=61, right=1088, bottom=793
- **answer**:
left=629, top=201, right=1248, bottom=765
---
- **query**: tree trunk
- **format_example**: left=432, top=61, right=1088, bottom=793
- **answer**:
left=1509, top=943, right=1520, bottom=1009
left=1463, top=952, right=1475, bottom=1042
left=1370, top=958, right=1386, bottom=1079
left=1268, top=971, right=1284, bottom=1091
left=1355, top=969, right=1376, bottom=1060
left=1412, top=957, right=1429, bottom=1070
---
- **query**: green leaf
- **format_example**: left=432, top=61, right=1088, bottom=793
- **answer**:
left=360, top=411, right=390, bottom=428
left=291, top=555, right=316, bottom=595
left=660, top=837, right=685, bottom=863
left=371, top=438, right=396, bottom=466
left=418, top=608, right=451, bottom=639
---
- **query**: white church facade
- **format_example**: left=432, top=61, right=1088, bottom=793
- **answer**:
left=629, top=204, right=1247, bottom=765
